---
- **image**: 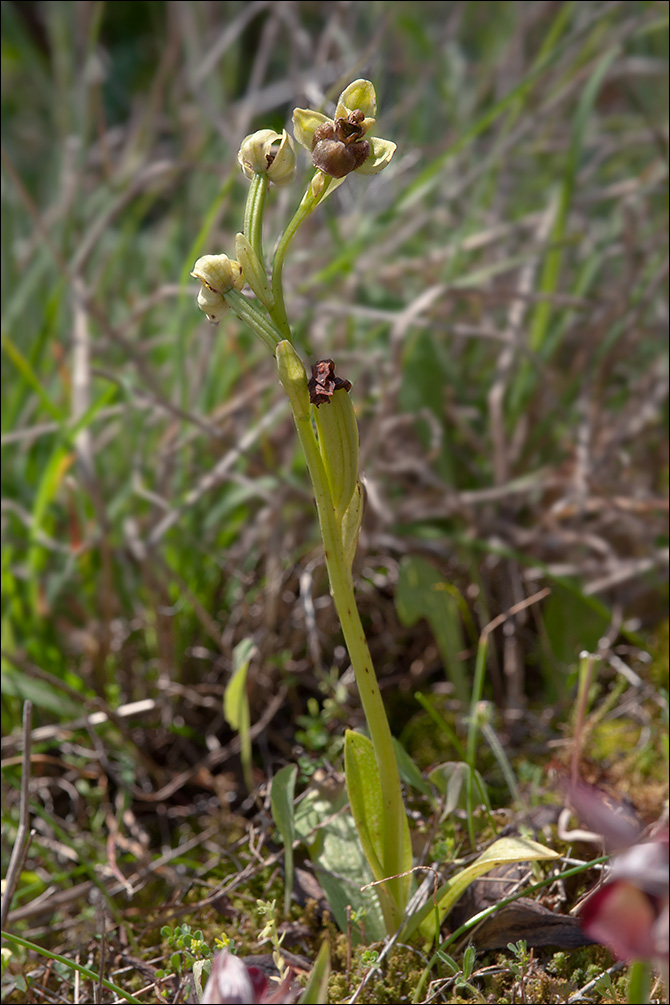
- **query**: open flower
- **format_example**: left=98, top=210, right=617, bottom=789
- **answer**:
left=569, top=779, right=669, bottom=987
left=201, top=950, right=295, bottom=1004
left=581, top=834, right=669, bottom=986
left=191, top=254, right=245, bottom=323
left=293, top=79, right=396, bottom=180
left=238, top=129, right=296, bottom=187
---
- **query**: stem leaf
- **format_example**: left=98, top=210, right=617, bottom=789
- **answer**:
left=344, top=729, right=413, bottom=931
left=341, top=480, right=364, bottom=570
left=313, top=386, right=359, bottom=523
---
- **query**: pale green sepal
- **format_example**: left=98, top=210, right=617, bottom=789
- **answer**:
left=310, top=171, right=346, bottom=205
left=276, top=341, right=310, bottom=422
left=336, top=79, right=377, bottom=119
left=313, top=386, right=359, bottom=522
left=293, top=108, right=330, bottom=150
left=238, top=128, right=282, bottom=178
left=356, top=137, right=397, bottom=175
left=235, top=233, right=273, bottom=309
left=238, top=129, right=296, bottom=185
left=341, top=480, right=363, bottom=570
left=267, top=129, right=297, bottom=186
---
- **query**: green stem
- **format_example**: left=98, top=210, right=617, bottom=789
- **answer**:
left=244, top=173, right=269, bottom=263
left=224, top=288, right=284, bottom=351
left=465, top=634, right=489, bottom=850
left=276, top=342, right=409, bottom=927
left=627, top=961, right=651, bottom=1005
left=270, top=176, right=329, bottom=338
left=327, top=543, right=408, bottom=928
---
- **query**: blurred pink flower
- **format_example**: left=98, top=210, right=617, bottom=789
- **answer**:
left=570, top=780, right=669, bottom=986
left=201, top=950, right=295, bottom=1004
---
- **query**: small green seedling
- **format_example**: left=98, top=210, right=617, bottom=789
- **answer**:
left=155, top=923, right=213, bottom=982
left=437, top=946, right=487, bottom=1003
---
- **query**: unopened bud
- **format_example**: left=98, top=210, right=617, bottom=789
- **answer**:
left=191, top=254, right=244, bottom=323
left=237, top=129, right=296, bottom=186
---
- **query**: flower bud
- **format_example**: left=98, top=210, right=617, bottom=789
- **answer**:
left=237, top=129, right=296, bottom=186
left=191, top=254, right=244, bottom=323
left=235, top=233, right=273, bottom=308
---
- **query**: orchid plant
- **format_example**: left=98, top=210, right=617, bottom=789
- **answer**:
left=191, top=81, right=411, bottom=933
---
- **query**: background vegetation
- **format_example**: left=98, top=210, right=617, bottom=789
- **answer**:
left=1, top=1, right=668, bottom=1002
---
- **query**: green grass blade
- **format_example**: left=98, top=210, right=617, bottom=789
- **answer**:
left=1, top=930, right=142, bottom=1004
left=270, top=763, right=298, bottom=917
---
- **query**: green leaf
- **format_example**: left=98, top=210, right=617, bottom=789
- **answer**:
left=393, top=738, right=432, bottom=797
left=224, top=638, right=255, bottom=790
left=344, top=730, right=413, bottom=933
left=428, top=761, right=490, bottom=819
left=542, top=583, right=611, bottom=667
left=293, top=785, right=385, bottom=943
left=313, top=384, right=359, bottom=523
left=297, top=940, right=330, bottom=1005
left=402, top=835, right=559, bottom=943
left=1, top=331, right=65, bottom=422
left=627, top=960, right=652, bottom=1005
left=344, top=731, right=385, bottom=877
left=270, top=764, right=298, bottom=917
left=235, top=232, right=274, bottom=309
left=192, top=958, right=212, bottom=1003
left=223, top=638, right=254, bottom=730
left=0, top=663, right=80, bottom=717
left=396, top=556, right=468, bottom=703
